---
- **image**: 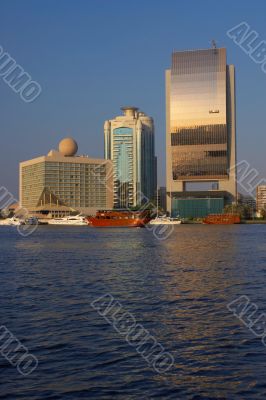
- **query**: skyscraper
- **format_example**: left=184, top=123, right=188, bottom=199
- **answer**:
left=104, top=107, right=157, bottom=208
left=166, top=47, right=237, bottom=218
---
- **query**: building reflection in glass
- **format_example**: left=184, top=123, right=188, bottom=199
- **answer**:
left=166, top=47, right=237, bottom=216
left=170, top=48, right=227, bottom=180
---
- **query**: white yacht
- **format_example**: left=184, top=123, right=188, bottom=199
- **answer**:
left=47, top=215, right=87, bottom=226
left=149, top=215, right=182, bottom=225
left=0, top=217, right=23, bottom=226
left=149, top=188, right=182, bottom=225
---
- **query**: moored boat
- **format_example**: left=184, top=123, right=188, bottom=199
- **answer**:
left=149, top=215, right=182, bottom=225
left=48, top=215, right=87, bottom=225
left=150, top=188, right=182, bottom=225
left=24, top=217, right=48, bottom=225
left=203, top=214, right=241, bottom=224
left=0, top=217, right=23, bottom=226
left=87, top=210, right=150, bottom=227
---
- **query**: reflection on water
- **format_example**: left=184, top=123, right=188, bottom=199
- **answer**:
left=0, top=225, right=266, bottom=399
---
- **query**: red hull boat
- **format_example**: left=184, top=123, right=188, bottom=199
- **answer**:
left=87, top=210, right=151, bottom=228
left=203, top=214, right=241, bottom=224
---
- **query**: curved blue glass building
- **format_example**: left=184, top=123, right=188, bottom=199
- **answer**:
left=104, top=107, right=157, bottom=208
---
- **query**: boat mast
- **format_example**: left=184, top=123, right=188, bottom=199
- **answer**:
left=156, top=187, right=159, bottom=217
left=170, top=175, right=172, bottom=217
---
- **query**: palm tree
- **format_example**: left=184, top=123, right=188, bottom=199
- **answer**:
left=223, top=204, right=253, bottom=219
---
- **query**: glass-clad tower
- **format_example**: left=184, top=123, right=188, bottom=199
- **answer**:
left=166, top=47, right=237, bottom=218
left=104, top=107, right=157, bottom=208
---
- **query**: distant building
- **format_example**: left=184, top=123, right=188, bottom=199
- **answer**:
left=238, top=193, right=256, bottom=211
left=238, top=193, right=256, bottom=219
left=20, top=138, right=113, bottom=217
left=104, top=107, right=157, bottom=208
left=166, top=47, right=237, bottom=218
left=256, top=185, right=266, bottom=214
left=157, top=186, right=166, bottom=211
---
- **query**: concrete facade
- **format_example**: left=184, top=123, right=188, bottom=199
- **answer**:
left=256, top=185, right=266, bottom=213
left=20, top=139, right=113, bottom=216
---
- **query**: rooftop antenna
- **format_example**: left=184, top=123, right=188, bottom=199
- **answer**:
left=211, top=39, right=217, bottom=49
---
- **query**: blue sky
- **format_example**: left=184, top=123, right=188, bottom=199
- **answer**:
left=1, top=0, right=266, bottom=197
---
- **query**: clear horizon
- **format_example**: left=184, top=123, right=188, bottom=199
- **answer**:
left=1, top=0, right=266, bottom=197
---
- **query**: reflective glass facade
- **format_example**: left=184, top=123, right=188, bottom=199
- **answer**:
left=170, top=48, right=228, bottom=180
left=105, top=108, right=157, bottom=208
left=172, top=197, right=224, bottom=218
left=112, top=127, right=134, bottom=208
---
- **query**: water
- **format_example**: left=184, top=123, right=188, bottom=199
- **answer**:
left=0, top=224, right=266, bottom=399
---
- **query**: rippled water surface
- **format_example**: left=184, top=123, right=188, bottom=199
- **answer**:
left=1, top=224, right=266, bottom=399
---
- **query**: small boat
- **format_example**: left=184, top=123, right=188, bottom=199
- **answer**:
left=203, top=214, right=241, bottom=224
left=150, top=188, right=182, bottom=225
left=87, top=210, right=150, bottom=227
left=0, top=217, right=23, bottom=226
left=24, top=217, right=48, bottom=225
left=48, top=215, right=87, bottom=225
left=149, top=215, right=182, bottom=225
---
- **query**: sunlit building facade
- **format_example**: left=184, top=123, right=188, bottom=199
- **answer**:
left=104, top=107, right=157, bottom=208
left=20, top=138, right=113, bottom=217
left=256, top=185, right=266, bottom=214
left=166, top=47, right=237, bottom=217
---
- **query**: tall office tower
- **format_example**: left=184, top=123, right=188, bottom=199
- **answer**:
left=20, top=138, right=113, bottom=217
left=166, top=47, right=237, bottom=218
left=104, top=107, right=157, bottom=208
left=256, top=185, right=266, bottom=214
